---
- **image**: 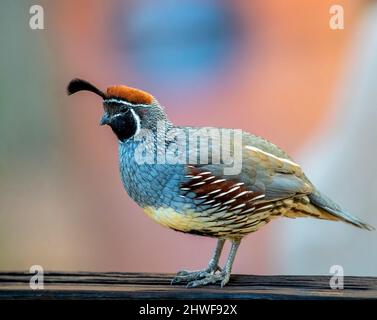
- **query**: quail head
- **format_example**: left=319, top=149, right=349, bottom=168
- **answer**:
left=67, top=78, right=374, bottom=288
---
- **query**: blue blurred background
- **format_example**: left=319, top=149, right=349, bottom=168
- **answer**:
left=0, top=0, right=376, bottom=275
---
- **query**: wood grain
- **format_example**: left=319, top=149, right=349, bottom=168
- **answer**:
left=0, top=272, right=376, bottom=300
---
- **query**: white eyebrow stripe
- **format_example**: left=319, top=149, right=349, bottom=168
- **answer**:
left=245, top=145, right=300, bottom=168
left=104, top=98, right=151, bottom=108
left=104, top=99, right=133, bottom=106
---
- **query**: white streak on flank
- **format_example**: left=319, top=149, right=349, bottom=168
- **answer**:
left=210, top=179, right=226, bottom=184
left=255, top=204, right=273, bottom=212
left=204, top=176, right=216, bottom=181
left=199, top=172, right=211, bottom=175
left=191, top=181, right=206, bottom=187
left=250, top=194, right=265, bottom=201
left=181, top=187, right=190, bottom=191
left=227, top=186, right=240, bottom=194
left=208, top=189, right=221, bottom=195
left=214, top=186, right=240, bottom=199
left=130, top=108, right=141, bottom=136
left=241, top=207, right=256, bottom=214
left=187, top=165, right=195, bottom=168
left=245, top=145, right=300, bottom=168
left=179, top=195, right=186, bottom=198
left=231, top=203, right=246, bottom=210
left=211, top=203, right=222, bottom=208
left=202, top=200, right=215, bottom=205
left=234, top=182, right=244, bottom=186
left=223, top=199, right=236, bottom=205
left=191, top=175, right=203, bottom=179
left=197, top=195, right=208, bottom=199
left=233, top=191, right=249, bottom=199
left=185, top=175, right=194, bottom=178
left=215, top=187, right=239, bottom=198
left=214, top=192, right=228, bottom=199
left=214, top=206, right=228, bottom=213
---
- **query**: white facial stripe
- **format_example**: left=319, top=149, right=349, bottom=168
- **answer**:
left=130, top=108, right=141, bottom=136
left=111, top=113, right=123, bottom=118
left=104, top=99, right=142, bottom=139
left=245, top=145, right=300, bottom=168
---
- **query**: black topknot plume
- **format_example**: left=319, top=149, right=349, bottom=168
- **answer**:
left=67, top=78, right=107, bottom=99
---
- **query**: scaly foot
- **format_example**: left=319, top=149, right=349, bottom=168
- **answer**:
left=186, top=270, right=231, bottom=288
left=171, top=239, right=239, bottom=288
left=171, top=264, right=221, bottom=284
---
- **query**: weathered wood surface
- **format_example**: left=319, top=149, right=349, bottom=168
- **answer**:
left=0, top=272, right=376, bottom=300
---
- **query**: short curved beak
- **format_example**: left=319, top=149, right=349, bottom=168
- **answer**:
left=100, top=113, right=110, bottom=126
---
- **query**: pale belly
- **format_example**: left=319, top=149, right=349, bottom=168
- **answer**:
left=144, top=206, right=206, bottom=233
left=143, top=206, right=274, bottom=238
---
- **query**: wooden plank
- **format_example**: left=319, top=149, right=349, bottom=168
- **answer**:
left=0, top=272, right=376, bottom=300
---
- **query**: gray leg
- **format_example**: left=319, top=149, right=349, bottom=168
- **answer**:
left=171, top=239, right=225, bottom=284
left=205, top=238, right=225, bottom=272
left=186, top=239, right=241, bottom=288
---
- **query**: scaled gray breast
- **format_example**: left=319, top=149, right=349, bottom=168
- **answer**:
left=118, top=140, right=188, bottom=209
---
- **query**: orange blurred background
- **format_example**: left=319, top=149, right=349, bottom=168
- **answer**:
left=0, top=0, right=376, bottom=275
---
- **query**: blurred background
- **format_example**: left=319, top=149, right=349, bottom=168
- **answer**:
left=0, top=0, right=376, bottom=275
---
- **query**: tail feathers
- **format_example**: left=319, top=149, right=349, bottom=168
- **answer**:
left=309, top=191, right=374, bottom=231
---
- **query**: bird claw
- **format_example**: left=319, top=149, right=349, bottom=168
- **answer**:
left=185, top=271, right=230, bottom=288
left=171, top=270, right=208, bottom=284
left=174, top=270, right=190, bottom=277
left=171, top=265, right=222, bottom=285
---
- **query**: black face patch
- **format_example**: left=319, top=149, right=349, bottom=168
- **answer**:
left=107, top=109, right=138, bottom=142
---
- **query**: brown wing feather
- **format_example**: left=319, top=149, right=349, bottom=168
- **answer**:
left=181, top=166, right=267, bottom=216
